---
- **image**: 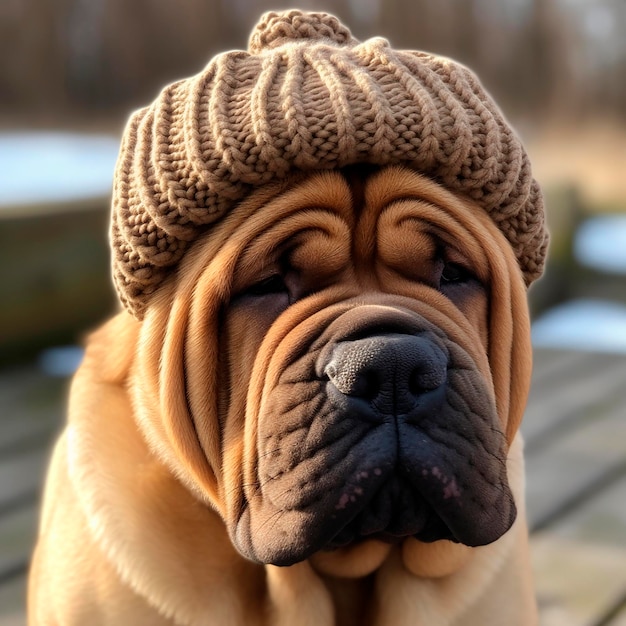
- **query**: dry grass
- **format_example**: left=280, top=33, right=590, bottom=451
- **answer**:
left=526, top=121, right=626, bottom=211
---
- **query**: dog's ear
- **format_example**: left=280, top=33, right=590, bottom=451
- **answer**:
left=130, top=275, right=224, bottom=510
left=483, top=230, right=532, bottom=444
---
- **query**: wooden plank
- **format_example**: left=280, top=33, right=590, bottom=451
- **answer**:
left=0, top=574, right=26, bottom=626
left=594, top=593, right=626, bottom=626
left=523, top=351, right=626, bottom=445
left=605, top=607, right=626, bottom=626
left=527, top=349, right=626, bottom=625
left=532, top=534, right=626, bottom=626
left=0, top=450, right=50, bottom=513
left=530, top=349, right=616, bottom=390
left=0, top=367, right=61, bottom=625
left=530, top=348, right=587, bottom=380
left=532, top=475, right=626, bottom=626
left=0, top=367, right=64, bottom=450
left=549, top=474, right=626, bottom=546
left=0, top=505, right=38, bottom=578
left=525, top=396, right=626, bottom=529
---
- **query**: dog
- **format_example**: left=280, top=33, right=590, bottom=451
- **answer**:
left=29, top=164, right=538, bottom=625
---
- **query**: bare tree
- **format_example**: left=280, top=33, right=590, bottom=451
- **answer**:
left=0, top=0, right=623, bottom=125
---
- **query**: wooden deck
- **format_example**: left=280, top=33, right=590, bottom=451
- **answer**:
left=1, top=347, right=626, bottom=625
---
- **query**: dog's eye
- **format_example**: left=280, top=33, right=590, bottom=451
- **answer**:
left=246, top=275, right=289, bottom=297
left=440, top=262, right=473, bottom=285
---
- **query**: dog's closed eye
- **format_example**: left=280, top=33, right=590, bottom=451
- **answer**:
left=440, top=262, right=474, bottom=286
left=246, top=274, right=289, bottom=297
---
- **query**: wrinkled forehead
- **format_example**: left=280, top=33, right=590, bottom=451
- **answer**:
left=197, top=164, right=511, bottom=285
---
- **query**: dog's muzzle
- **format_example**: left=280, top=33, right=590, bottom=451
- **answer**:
left=234, top=311, right=516, bottom=567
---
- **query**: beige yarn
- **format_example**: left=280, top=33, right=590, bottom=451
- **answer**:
left=111, top=9, right=548, bottom=318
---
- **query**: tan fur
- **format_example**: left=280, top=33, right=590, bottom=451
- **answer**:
left=29, top=167, right=537, bottom=625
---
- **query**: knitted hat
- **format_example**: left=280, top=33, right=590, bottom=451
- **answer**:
left=111, top=9, right=548, bottom=318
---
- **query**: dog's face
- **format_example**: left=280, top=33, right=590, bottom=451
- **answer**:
left=132, top=165, right=532, bottom=572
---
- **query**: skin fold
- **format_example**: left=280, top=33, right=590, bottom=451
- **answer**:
left=28, top=166, right=537, bottom=625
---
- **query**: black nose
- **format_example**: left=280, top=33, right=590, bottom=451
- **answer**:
left=324, top=334, right=448, bottom=416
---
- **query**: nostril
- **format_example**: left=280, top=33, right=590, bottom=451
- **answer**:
left=409, top=370, right=422, bottom=396
left=354, top=368, right=380, bottom=401
left=409, top=366, right=447, bottom=395
left=325, top=363, right=337, bottom=380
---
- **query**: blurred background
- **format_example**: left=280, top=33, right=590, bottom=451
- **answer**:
left=1, top=1, right=625, bottom=624
left=1, top=0, right=626, bottom=363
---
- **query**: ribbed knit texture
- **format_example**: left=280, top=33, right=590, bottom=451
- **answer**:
left=111, top=9, right=548, bottom=318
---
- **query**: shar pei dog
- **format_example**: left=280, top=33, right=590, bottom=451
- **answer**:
left=29, top=10, right=548, bottom=626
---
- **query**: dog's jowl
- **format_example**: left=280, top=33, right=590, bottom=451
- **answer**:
left=28, top=10, right=548, bottom=626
